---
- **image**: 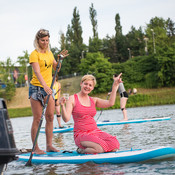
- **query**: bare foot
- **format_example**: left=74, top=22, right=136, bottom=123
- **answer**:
left=120, top=119, right=128, bottom=121
left=47, top=146, right=60, bottom=152
left=77, top=148, right=85, bottom=154
left=34, top=149, right=46, bottom=154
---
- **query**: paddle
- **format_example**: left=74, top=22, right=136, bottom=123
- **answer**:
left=25, top=55, right=64, bottom=166
left=54, top=88, right=61, bottom=96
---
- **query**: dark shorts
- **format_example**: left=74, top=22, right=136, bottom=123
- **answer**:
left=29, top=84, right=47, bottom=107
left=120, top=91, right=129, bottom=98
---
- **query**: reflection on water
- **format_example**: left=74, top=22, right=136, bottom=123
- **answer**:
left=3, top=104, right=175, bottom=174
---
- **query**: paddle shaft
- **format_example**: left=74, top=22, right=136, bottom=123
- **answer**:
left=25, top=56, right=63, bottom=166
left=54, top=88, right=61, bottom=96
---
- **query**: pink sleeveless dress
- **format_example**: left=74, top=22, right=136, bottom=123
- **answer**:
left=72, top=94, right=120, bottom=152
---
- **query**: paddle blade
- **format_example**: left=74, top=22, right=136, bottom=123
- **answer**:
left=25, top=152, right=34, bottom=166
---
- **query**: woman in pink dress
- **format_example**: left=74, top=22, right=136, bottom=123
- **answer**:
left=59, top=73, right=122, bottom=154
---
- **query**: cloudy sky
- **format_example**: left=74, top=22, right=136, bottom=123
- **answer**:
left=0, top=0, right=174, bottom=64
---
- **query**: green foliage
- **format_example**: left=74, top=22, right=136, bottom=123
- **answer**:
left=127, top=94, right=150, bottom=107
left=5, top=82, right=16, bottom=101
left=126, top=26, right=145, bottom=56
left=0, top=57, right=14, bottom=83
left=89, top=3, right=98, bottom=38
left=79, top=52, right=115, bottom=93
left=0, top=58, right=16, bottom=101
left=62, top=7, right=85, bottom=75
left=89, top=37, right=102, bottom=52
left=71, top=7, right=83, bottom=47
left=17, top=50, right=29, bottom=85
left=157, top=48, right=175, bottom=86
left=145, top=72, right=159, bottom=88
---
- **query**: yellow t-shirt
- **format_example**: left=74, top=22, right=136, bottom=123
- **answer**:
left=53, top=82, right=61, bottom=100
left=29, top=50, right=54, bottom=87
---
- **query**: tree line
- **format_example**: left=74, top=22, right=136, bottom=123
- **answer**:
left=0, top=3, right=175, bottom=99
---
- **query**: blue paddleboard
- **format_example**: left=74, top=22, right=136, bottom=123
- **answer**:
left=40, top=117, right=171, bottom=134
left=18, top=146, right=175, bottom=164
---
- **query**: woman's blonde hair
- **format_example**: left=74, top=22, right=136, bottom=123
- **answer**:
left=81, top=74, right=97, bottom=87
left=33, top=29, right=50, bottom=52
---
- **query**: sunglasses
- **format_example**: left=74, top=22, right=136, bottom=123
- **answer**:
left=37, top=29, right=50, bottom=39
left=39, top=30, right=49, bottom=35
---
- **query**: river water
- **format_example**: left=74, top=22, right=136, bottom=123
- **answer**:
left=3, top=104, right=175, bottom=175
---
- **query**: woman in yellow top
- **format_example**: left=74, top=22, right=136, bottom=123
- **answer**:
left=53, top=75, right=63, bottom=128
left=29, top=29, right=68, bottom=154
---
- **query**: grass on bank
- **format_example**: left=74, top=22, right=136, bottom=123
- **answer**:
left=8, top=86, right=175, bottom=118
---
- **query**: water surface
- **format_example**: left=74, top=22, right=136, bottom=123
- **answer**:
left=4, top=104, right=175, bottom=174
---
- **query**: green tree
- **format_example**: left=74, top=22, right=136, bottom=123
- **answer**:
left=0, top=57, right=14, bottom=83
left=71, top=7, right=83, bottom=48
left=59, top=31, right=66, bottom=50
left=157, top=46, right=175, bottom=86
left=64, top=7, right=85, bottom=74
left=126, top=26, right=145, bottom=57
left=101, top=35, right=118, bottom=62
left=88, top=3, right=102, bottom=53
left=79, top=52, right=114, bottom=93
left=166, top=18, right=175, bottom=37
left=145, top=17, right=175, bottom=87
left=114, top=13, right=128, bottom=62
left=17, top=50, right=29, bottom=86
left=0, top=58, right=16, bottom=101
left=89, top=3, right=98, bottom=38
left=115, top=13, right=122, bottom=37
left=146, top=17, right=169, bottom=55
left=66, top=24, right=73, bottom=48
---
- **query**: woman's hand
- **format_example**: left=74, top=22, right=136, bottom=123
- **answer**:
left=53, top=49, right=69, bottom=71
left=59, top=97, right=66, bottom=106
left=58, top=49, right=69, bottom=60
left=113, top=73, right=123, bottom=86
left=43, top=85, right=52, bottom=95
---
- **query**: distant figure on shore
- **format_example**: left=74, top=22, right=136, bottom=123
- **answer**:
left=133, top=88, right=137, bottom=94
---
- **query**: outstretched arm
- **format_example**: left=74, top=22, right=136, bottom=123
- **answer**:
left=95, top=73, right=123, bottom=108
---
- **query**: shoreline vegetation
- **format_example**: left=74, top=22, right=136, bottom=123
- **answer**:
left=4, top=76, right=175, bottom=118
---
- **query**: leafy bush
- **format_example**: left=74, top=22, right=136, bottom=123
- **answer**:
left=127, top=94, right=150, bottom=107
left=79, top=52, right=115, bottom=93
left=5, top=83, right=16, bottom=101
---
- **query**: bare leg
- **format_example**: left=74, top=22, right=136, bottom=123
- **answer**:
left=78, top=141, right=104, bottom=154
left=55, top=105, right=63, bottom=127
left=30, top=98, right=46, bottom=154
left=120, top=97, right=128, bottom=121
left=45, top=97, right=59, bottom=152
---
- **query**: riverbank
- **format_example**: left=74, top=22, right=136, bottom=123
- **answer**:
left=6, top=85, right=175, bottom=118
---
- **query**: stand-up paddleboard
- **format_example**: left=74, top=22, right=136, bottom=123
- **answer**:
left=40, top=126, right=72, bottom=133
left=97, top=116, right=171, bottom=126
left=18, top=146, right=175, bottom=164
left=40, top=117, right=171, bottom=134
